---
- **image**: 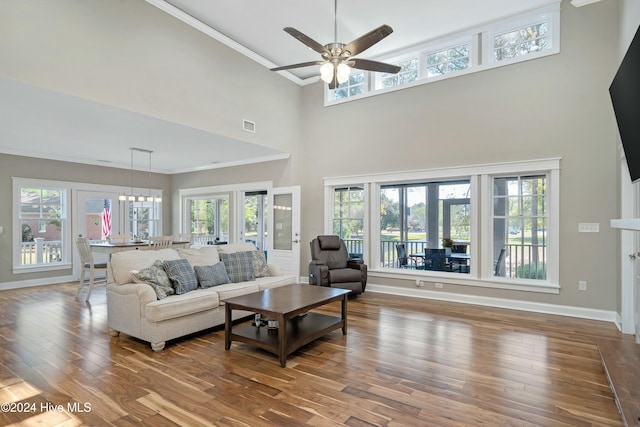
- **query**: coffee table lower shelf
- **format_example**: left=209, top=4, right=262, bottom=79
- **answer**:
left=228, top=312, right=343, bottom=366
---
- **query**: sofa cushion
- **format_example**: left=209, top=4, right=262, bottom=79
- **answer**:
left=256, top=275, right=296, bottom=291
left=216, top=242, right=258, bottom=254
left=111, top=249, right=180, bottom=285
left=220, top=252, right=255, bottom=283
left=131, top=260, right=175, bottom=299
left=145, top=288, right=221, bottom=322
left=194, top=263, right=231, bottom=288
left=211, top=282, right=260, bottom=301
left=163, top=259, right=198, bottom=294
left=252, top=251, right=269, bottom=278
left=177, top=246, right=220, bottom=267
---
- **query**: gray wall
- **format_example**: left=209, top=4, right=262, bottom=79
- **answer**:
left=298, top=1, right=620, bottom=310
left=0, top=0, right=628, bottom=314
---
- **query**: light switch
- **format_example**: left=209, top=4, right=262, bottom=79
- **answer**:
left=0, top=226, right=3, bottom=234
left=578, top=223, right=599, bottom=233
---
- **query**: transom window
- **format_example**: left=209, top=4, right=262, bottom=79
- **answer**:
left=379, top=57, right=419, bottom=89
left=493, top=22, right=548, bottom=61
left=333, top=72, right=366, bottom=101
left=425, top=44, right=470, bottom=77
left=326, top=2, right=559, bottom=105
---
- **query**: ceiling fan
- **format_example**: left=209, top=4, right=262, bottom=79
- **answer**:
left=270, top=0, right=401, bottom=89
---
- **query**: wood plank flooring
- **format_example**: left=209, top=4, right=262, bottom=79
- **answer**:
left=0, top=282, right=630, bottom=426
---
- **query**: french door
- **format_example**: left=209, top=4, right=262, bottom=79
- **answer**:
left=268, top=186, right=301, bottom=281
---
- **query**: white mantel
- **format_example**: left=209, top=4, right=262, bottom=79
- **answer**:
left=611, top=218, right=640, bottom=231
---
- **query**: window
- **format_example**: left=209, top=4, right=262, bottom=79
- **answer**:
left=325, top=2, right=560, bottom=105
left=379, top=180, right=470, bottom=273
left=332, top=72, right=366, bottom=101
left=425, top=43, right=470, bottom=77
left=492, top=22, right=549, bottom=61
left=324, top=158, right=559, bottom=292
left=185, top=196, right=229, bottom=244
left=492, top=175, right=547, bottom=280
left=378, top=57, right=419, bottom=89
left=16, top=183, right=68, bottom=269
left=333, top=187, right=365, bottom=258
left=129, top=200, right=161, bottom=240
left=244, top=191, right=268, bottom=250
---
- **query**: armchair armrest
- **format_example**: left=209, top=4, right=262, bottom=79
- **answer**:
left=347, top=259, right=368, bottom=292
left=309, top=260, right=329, bottom=286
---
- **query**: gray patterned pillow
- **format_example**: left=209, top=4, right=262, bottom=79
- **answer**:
left=163, top=258, right=198, bottom=294
left=132, top=260, right=175, bottom=300
left=252, top=251, right=269, bottom=278
left=194, top=263, right=231, bottom=288
left=219, top=251, right=255, bottom=283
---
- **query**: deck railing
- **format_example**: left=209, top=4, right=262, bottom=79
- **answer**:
left=20, top=239, right=63, bottom=265
left=344, top=238, right=546, bottom=279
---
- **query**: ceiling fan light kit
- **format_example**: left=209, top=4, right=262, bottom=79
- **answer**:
left=271, top=0, right=400, bottom=88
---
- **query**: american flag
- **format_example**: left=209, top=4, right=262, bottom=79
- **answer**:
left=102, top=199, right=112, bottom=239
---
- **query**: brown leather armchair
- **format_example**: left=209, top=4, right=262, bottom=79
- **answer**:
left=308, top=235, right=367, bottom=295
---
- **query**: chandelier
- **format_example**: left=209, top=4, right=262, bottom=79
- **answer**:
left=118, top=147, right=162, bottom=203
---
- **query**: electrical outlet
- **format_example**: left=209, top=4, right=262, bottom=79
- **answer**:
left=415, top=279, right=424, bottom=287
left=435, top=282, right=443, bottom=289
left=578, top=280, right=587, bottom=291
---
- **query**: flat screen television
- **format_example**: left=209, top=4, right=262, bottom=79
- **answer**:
left=610, top=24, right=640, bottom=183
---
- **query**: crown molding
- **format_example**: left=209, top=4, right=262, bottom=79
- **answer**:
left=570, top=0, right=603, bottom=7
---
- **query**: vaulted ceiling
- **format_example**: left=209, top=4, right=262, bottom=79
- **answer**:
left=1, top=0, right=591, bottom=173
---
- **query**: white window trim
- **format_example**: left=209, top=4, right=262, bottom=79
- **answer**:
left=12, top=177, right=163, bottom=274
left=324, top=158, right=560, bottom=294
left=482, top=2, right=561, bottom=66
left=325, top=1, right=560, bottom=106
left=179, top=181, right=274, bottom=243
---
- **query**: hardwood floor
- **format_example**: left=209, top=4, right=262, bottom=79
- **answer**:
left=0, top=282, right=630, bottom=426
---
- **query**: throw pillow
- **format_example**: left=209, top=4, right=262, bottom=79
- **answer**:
left=163, top=258, right=198, bottom=294
left=131, top=260, right=175, bottom=300
left=252, top=250, right=269, bottom=278
left=194, top=263, right=231, bottom=288
left=219, top=251, right=255, bottom=283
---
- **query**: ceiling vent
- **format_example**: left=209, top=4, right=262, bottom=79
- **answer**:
left=243, top=119, right=256, bottom=133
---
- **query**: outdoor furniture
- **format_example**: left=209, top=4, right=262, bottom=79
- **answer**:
left=309, top=235, right=367, bottom=295
left=494, top=248, right=506, bottom=276
left=75, top=236, right=108, bottom=302
left=424, top=248, right=450, bottom=271
left=396, top=244, right=415, bottom=269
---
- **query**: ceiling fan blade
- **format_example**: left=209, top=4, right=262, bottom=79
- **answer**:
left=342, top=25, right=394, bottom=57
left=283, top=27, right=329, bottom=56
left=270, top=61, right=325, bottom=72
left=350, top=58, right=401, bottom=74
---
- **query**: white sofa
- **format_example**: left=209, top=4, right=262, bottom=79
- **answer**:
left=106, top=242, right=296, bottom=351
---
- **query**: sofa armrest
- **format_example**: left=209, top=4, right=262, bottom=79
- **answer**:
left=309, top=261, right=329, bottom=286
left=107, top=282, right=157, bottom=306
left=267, top=263, right=283, bottom=276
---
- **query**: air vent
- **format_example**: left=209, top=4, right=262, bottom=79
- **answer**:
left=243, top=119, right=256, bottom=133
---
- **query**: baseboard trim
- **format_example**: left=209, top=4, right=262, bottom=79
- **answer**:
left=0, top=275, right=76, bottom=291
left=366, top=283, right=618, bottom=324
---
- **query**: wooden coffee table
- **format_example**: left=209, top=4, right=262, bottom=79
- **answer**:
left=223, top=284, right=350, bottom=367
